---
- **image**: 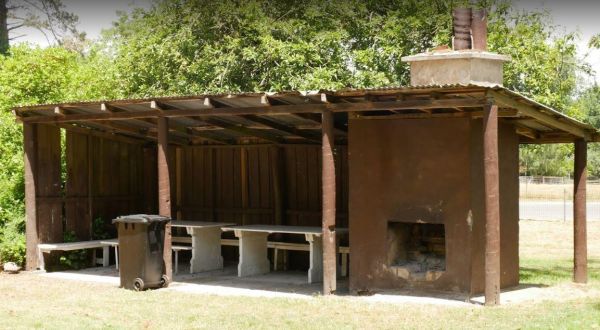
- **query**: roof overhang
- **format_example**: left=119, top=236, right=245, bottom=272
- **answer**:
left=12, top=85, right=598, bottom=145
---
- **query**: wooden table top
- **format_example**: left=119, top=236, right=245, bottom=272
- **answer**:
left=170, top=220, right=235, bottom=228
left=222, top=225, right=348, bottom=235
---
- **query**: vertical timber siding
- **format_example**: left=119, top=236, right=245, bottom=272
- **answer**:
left=179, top=145, right=348, bottom=228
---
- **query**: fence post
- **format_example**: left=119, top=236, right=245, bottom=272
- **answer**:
left=563, top=187, right=567, bottom=223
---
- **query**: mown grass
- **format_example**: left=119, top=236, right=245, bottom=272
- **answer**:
left=1, top=272, right=599, bottom=329
left=0, top=220, right=599, bottom=329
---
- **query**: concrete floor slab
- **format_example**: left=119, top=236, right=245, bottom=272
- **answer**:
left=37, top=265, right=599, bottom=307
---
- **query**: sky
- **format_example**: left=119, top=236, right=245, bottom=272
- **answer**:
left=12, top=0, right=600, bottom=83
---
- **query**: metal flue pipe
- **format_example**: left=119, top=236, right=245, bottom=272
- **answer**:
left=471, top=9, right=488, bottom=51
left=452, top=8, right=472, bottom=50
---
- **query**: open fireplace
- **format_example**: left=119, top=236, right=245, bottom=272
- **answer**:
left=387, top=222, right=446, bottom=282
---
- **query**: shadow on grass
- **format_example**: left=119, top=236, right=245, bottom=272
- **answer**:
left=520, top=259, right=600, bottom=286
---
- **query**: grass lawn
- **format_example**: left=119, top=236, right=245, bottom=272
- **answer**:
left=1, top=220, right=599, bottom=329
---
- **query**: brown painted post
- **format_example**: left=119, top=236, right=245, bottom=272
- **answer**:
left=483, top=102, right=501, bottom=305
left=24, top=123, right=39, bottom=270
left=574, top=139, right=587, bottom=283
left=322, top=109, right=336, bottom=294
left=157, top=117, right=173, bottom=280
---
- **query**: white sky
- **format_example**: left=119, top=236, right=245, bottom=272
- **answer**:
left=12, top=0, right=600, bottom=83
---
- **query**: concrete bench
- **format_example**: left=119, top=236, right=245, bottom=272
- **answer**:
left=37, top=239, right=118, bottom=271
left=270, top=241, right=350, bottom=277
left=172, top=236, right=349, bottom=277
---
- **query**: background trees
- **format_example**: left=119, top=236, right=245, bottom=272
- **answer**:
left=0, top=0, right=82, bottom=55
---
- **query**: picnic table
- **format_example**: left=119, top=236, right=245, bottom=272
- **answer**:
left=170, top=220, right=234, bottom=273
left=222, top=225, right=348, bottom=283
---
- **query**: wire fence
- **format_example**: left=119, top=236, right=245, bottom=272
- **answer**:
left=519, top=176, right=600, bottom=221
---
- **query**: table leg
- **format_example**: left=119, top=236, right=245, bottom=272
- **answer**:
left=305, top=234, right=323, bottom=283
left=235, top=230, right=270, bottom=277
left=187, top=227, right=224, bottom=273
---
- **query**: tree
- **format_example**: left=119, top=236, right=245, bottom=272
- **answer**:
left=0, top=0, right=82, bottom=55
left=0, top=44, right=120, bottom=264
left=106, top=0, right=464, bottom=96
left=590, top=34, right=600, bottom=49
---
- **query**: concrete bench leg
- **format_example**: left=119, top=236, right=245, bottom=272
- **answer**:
left=187, top=226, right=224, bottom=273
left=114, top=247, right=119, bottom=270
left=38, top=249, right=46, bottom=271
left=305, top=234, right=323, bottom=283
left=102, top=246, right=110, bottom=267
left=174, top=250, right=179, bottom=275
left=236, top=230, right=270, bottom=277
left=273, top=248, right=279, bottom=271
left=341, top=253, right=348, bottom=277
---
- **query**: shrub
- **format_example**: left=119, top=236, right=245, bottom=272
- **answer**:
left=0, top=216, right=26, bottom=266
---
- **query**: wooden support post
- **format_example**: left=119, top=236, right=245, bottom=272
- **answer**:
left=574, top=139, right=587, bottom=283
left=322, top=109, right=337, bottom=294
left=158, top=117, right=173, bottom=280
left=24, top=123, right=39, bottom=270
left=483, top=102, right=501, bottom=306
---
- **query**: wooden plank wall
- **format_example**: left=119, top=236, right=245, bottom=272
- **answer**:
left=178, top=145, right=349, bottom=228
left=64, top=132, right=154, bottom=239
left=34, top=124, right=63, bottom=247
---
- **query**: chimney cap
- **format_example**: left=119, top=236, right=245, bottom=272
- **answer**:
left=401, top=50, right=510, bottom=63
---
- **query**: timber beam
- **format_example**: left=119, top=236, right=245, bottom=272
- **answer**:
left=487, top=90, right=591, bottom=140
left=15, top=98, right=490, bottom=124
left=154, top=98, right=285, bottom=144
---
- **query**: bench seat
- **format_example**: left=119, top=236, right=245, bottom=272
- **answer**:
left=37, top=239, right=117, bottom=271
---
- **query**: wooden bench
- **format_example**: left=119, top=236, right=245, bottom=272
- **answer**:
left=172, top=245, right=193, bottom=275
left=172, top=236, right=349, bottom=277
left=270, top=242, right=350, bottom=277
left=37, top=239, right=118, bottom=271
left=100, top=239, right=119, bottom=270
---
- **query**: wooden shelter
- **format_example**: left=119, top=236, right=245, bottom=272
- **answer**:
left=13, top=83, right=598, bottom=304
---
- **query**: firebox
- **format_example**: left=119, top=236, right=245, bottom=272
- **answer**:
left=387, top=222, right=446, bottom=282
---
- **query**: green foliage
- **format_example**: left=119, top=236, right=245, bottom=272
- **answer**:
left=0, top=45, right=119, bottom=266
left=58, top=231, right=89, bottom=270
left=520, top=144, right=573, bottom=177
left=0, top=216, right=25, bottom=265
left=488, top=8, right=586, bottom=111
left=107, top=0, right=462, bottom=96
left=92, top=217, right=110, bottom=240
left=590, top=34, right=600, bottom=49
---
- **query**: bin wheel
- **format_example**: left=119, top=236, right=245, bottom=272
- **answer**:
left=133, top=278, right=145, bottom=291
left=160, top=275, right=170, bottom=288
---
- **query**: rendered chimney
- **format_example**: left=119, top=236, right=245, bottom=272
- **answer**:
left=401, top=7, right=509, bottom=87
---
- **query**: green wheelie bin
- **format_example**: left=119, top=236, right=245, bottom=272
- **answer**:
left=113, top=214, right=170, bottom=291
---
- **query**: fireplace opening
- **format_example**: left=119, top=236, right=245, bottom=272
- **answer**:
left=387, top=222, right=446, bottom=281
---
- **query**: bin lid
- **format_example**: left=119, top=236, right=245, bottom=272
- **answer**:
left=112, top=214, right=171, bottom=224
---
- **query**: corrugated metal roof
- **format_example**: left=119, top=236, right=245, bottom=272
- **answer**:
left=12, top=84, right=598, bottom=145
